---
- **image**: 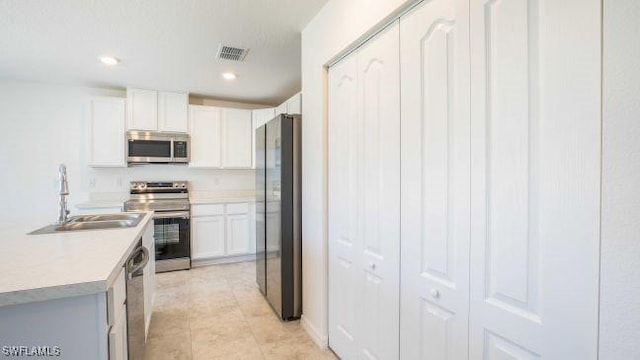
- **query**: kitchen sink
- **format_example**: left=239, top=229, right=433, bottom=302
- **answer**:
left=71, top=213, right=143, bottom=223
left=29, top=212, right=145, bottom=235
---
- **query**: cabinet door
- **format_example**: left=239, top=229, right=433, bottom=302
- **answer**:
left=188, top=105, right=222, bottom=168
left=108, top=304, right=128, bottom=360
left=222, top=108, right=253, bottom=168
left=286, top=93, right=302, bottom=114
left=252, top=108, right=276, bottom=129
left=399, top=1, right=471, bottom=359
left=87, top=97, right=126, bottom=167
left=275, top=102, right=287, bottom=116
left=469, top=0, right=601, bottom=358
left=191, top=215, right=225, bottom=259
left=158, top=91, right=188, bottom=132
left=328, top=52, right=359, bottom=358
left=226, top=214, right=250, bottom=255
left=354, top=21, right=400, bottom=360
left=126, top=88, right=157, bottom=131
left=142, top=223, right=155, bottom=339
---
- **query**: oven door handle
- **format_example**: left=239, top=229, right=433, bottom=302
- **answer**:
left=153, top=211, right=190, bottom=219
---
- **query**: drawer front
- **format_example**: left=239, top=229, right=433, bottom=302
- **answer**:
left=191, top=203, right=224, bottom=216
left=107, top=268, right=126, bottom=327
left=226, top=202, right=249, bottom=215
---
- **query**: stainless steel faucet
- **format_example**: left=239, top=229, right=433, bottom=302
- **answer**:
left=56, top=164, right=70, bottom=224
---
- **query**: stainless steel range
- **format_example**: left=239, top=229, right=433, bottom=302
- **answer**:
left=124, top=181, right=191, bottom=273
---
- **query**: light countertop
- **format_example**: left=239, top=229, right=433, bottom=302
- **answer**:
left=0, top=212, right=154, bottom=307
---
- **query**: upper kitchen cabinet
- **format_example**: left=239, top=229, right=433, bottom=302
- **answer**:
left=126, top=88, right=188, bottom=132
left=252, top=108, right=276, bottom=129
left=189, top=105, right=253, bottom=169
left=189, top=105, right=222, bottom=168
left=87, top=97, right=126, bottom=167
left=222, top=108, right=253, bottom=168
left=275, top=92, right=302, bottom=115
left=158, top=91, right=188, bottom=132
left=126, top=88, right=157, bottom=131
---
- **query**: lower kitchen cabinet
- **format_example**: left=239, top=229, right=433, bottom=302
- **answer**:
left=192, top=214, right=226, bottom=259
left=142, top=223, right=155, bottom=338
left=191, top=202, right=255, bottom=262
left=108, top=304, right=128, bottom=360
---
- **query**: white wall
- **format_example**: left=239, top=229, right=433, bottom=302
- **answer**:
left=600, top=0, right=640, bottom=357
left=0, top=80, right=255, bottom=224
left=300, top=0, right=416, bottom=346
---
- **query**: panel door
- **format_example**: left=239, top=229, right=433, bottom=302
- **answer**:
left=400, top=0, right=470, bottom=359
left=253, top=108, right=276, bottom=128
left=275, top=102, right=287, bottom=116
left=226, top=213, right=250, bottom=255
left=108, top=304, right=128, bottom=360
left=191, top=215, right=225, bottom=259
left=188, top=105, right=222, bottom=168
left=222, top=108, right=253, bottom=168
left=87, top=97, right=126, bottom=167
left=355, top=21, right=401, bottom=360
left=286, top=93, right=302, bottom=114
left=328, top=51, right=359, bottom=358
left=126, top=88, right=157, bottom=131
left=469, top=0, right=601, bottom=358
left=158, top=91, right=188, bottom=133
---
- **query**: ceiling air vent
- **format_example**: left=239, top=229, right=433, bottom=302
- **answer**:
left=216, top=45, right=249, bottom=62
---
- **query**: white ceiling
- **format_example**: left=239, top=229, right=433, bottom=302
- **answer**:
left=0, top=0, right=327, bottom=105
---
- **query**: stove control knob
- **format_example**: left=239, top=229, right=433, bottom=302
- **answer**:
left=181, top=183, right=187, bottom=188
left=139, top=183, right=146, bottom=189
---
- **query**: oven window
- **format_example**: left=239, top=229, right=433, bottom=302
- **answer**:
left=154, top=217, right=190, bottom=260
left=129, top=140, right=171, bottom=158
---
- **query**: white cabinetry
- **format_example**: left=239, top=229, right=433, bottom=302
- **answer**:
left=127, top=88, right=188, bottom=132
left=188, top=105, right=253, bottom=169
left=142, top=223, right=155, bottom=338
left=252, top=108, right=276, bottom=129
left=222, top=108, right=253, bottom=168
left=189, top=105, right=222, bottom=168
left=275, top=92, right=302, bottom=115
left=191, top=202, right=254, bottom=263
left=328, top=21, right=400, bottom=360
left=192, top=212, right=226, bottom=259
left=126, top=88, right=157, bottom=131
left=158, top=91, right=188, bottom=132
left=87, top=97, right=126, bottom=167
left=107, top=268, right=127, bottom=360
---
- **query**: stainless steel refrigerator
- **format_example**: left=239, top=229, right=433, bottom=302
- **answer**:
left=255, top=114, right=302, bottom=320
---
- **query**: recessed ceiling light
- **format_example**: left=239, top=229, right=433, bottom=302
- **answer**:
left=222, top=72, right=237, bottom=80
left=99, top=56, right=120, bottom=66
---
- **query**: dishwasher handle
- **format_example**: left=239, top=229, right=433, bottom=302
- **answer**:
left=126, top=245, right=150, bottom=278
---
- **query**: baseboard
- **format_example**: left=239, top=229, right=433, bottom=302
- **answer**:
left=192, top=253, right=257, bottom=267
left=301, top=314, right=329, bottom=349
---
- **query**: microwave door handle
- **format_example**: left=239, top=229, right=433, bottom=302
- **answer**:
left=170, top=137, right=175, bottom=162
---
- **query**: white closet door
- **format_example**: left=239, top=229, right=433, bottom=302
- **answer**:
left=328, top=52, right=359, bottom=358
left=400, top=0, right=470, bottom=358
left=469, top=0, right=601, bottom=358
left=355, top=21, right=401, bottom=360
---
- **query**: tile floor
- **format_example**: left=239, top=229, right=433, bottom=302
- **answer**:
left=144, top=261, right=338, bottom=360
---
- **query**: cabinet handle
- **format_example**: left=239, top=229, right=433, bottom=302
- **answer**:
left=430, top=288, right=440, bottom=298
left=369, top=262, right=376, bottom=270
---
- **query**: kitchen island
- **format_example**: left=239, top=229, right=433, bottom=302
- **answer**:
left=0, top=212, right=155, bottom=360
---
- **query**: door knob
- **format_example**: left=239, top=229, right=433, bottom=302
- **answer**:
left=430, top=288, right=440, bottom=298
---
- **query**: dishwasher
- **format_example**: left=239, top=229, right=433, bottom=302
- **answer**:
left=125, top=238, right=149, bottom=360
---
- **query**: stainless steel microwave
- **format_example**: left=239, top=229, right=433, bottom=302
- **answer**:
left=127, top=131, right=189, bottom=164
